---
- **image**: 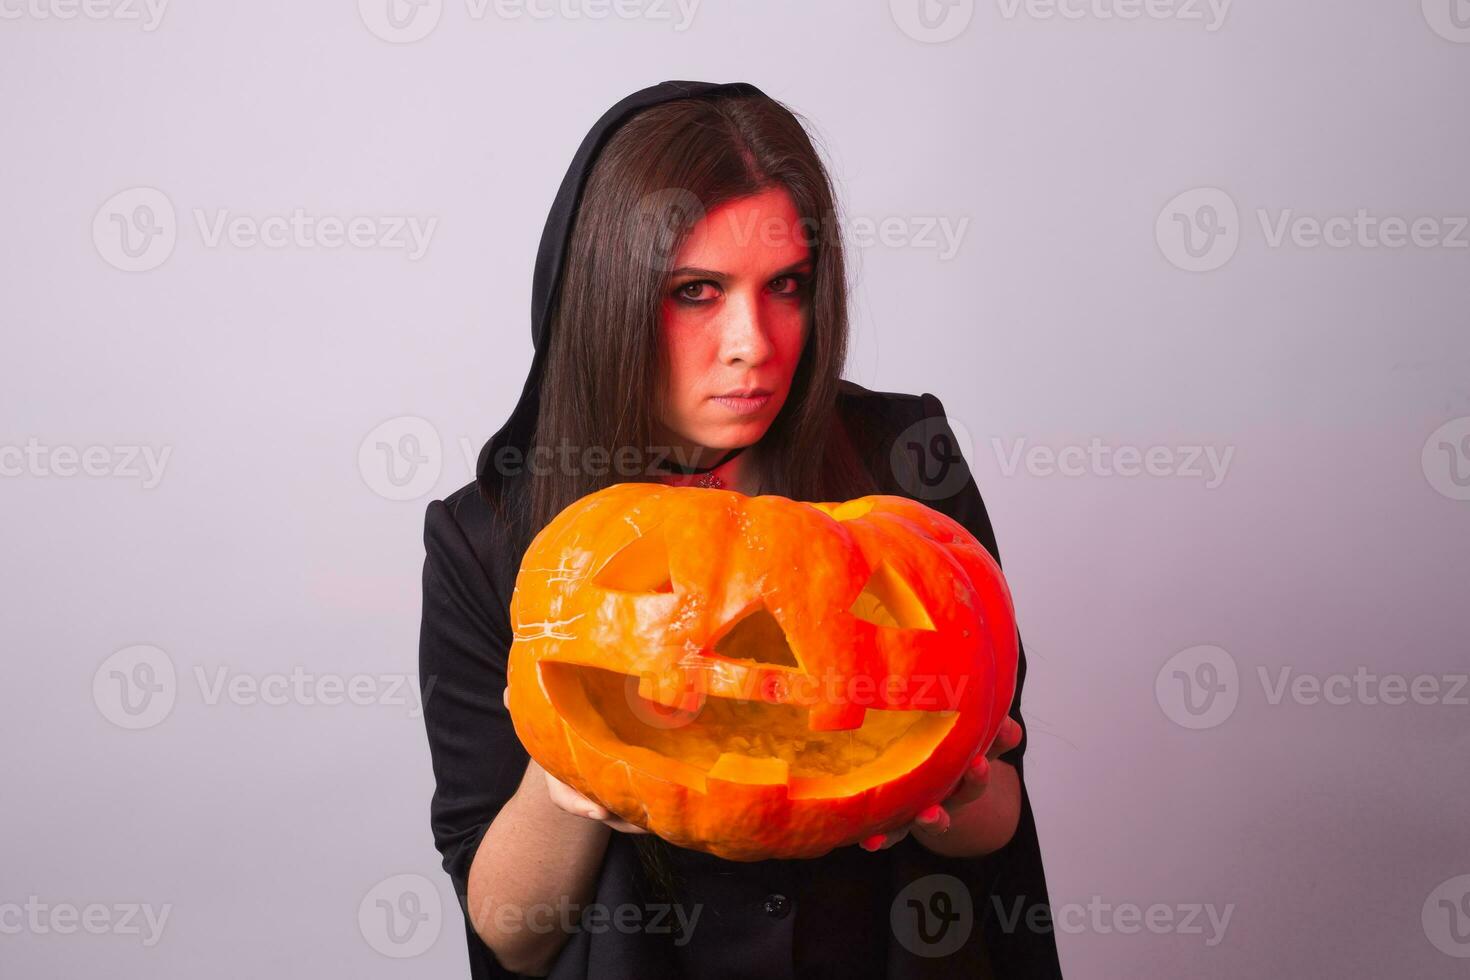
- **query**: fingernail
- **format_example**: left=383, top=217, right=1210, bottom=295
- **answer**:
left=971, top=755, right=990, bottom=777
left=860, top=833, right=885, bottom=851
left=919, top=804, right=944, bottom=823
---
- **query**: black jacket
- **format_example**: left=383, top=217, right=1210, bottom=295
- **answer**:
left=418, top=379, right=1064, bottom=978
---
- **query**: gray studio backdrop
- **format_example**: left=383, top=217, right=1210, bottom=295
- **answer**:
left=3, top=1, right=1467, bottom=977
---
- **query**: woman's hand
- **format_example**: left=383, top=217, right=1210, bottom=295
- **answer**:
left=504, top=687, right=650, bottom=835
left=858, top=715, right=1024, bottom=852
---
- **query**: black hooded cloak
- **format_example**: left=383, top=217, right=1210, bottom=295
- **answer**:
left=419, top=79, right=1063, bottom=980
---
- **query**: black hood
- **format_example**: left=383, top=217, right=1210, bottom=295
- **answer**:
left=474, top=79, right=768, bottom=506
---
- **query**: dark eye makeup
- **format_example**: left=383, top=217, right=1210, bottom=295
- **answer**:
left=669, top=273, right=810, bottom=306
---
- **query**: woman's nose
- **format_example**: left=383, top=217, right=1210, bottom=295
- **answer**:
left=717, top=292, right=775, bottom=366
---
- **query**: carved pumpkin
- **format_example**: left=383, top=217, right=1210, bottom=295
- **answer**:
left=506, top=482, right=1018, bottom=862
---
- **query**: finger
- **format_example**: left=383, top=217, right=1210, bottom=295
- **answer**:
left=605, top=818, right=651, bottom=834
left=558, top=794, right=610, bottom=822
left=945, top=753, right=992, bottom=808
left=545, top=774, right=609, bottom=820
left=1004, top=716, right=1023, bottom=747
left=860, top=827, right=909, bottom=851
left=987, top=719, right=1023, bottom=758
left=913, top=803, right=951, bottom=836
left=986, top=717, right=1022, bottom=760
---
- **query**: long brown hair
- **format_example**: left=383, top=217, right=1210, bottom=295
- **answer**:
left=492, top=91, right=878, bottom=901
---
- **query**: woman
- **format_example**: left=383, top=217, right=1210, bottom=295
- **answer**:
left=419, top=80, right=1062, bottom=979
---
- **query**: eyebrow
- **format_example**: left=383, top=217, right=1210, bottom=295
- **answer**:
left=668, top=258, right=814, bottom=281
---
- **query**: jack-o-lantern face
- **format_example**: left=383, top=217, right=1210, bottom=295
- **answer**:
left=507, top=482, right=1018, bottom=862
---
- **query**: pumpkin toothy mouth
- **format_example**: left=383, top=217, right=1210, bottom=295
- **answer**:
left=540, top=662, right=959, bottom=798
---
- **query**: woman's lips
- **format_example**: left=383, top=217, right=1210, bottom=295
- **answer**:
left=710, top=392, right=772, bottom=415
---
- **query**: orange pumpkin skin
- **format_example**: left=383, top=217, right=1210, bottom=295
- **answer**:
left=507, top=482, right=1018, bottom=862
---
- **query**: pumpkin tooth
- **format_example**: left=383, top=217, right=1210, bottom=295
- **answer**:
left=806, top=700, right=867, bottom=731
left=708, top=752, right=789, bottom=786
left=636, top=669, right=706, bottom=712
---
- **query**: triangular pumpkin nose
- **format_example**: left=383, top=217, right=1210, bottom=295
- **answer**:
left=713, top=606, right=800, bottom=669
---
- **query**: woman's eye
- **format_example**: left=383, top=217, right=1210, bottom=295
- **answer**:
left=770, top=275, right=805, bottom=297
left=672, top=276, right=806, bottom=305
left=674, top=281, right=717, bottom=303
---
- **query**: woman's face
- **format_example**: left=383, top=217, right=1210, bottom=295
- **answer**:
left=655, top=186, right=812, bottom=456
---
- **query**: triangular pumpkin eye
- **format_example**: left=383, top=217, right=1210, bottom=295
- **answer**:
left=849, top=561, right=936, bottom=631
left=591, top=528, right=673, bottom=593
left=713, top=606, right=801, bottom=668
